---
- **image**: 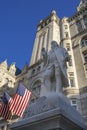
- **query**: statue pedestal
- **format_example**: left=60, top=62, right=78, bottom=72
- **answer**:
left=10, top=93, right=87, bottom=130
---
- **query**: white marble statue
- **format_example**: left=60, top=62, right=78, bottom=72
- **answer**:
left=41, top=41, right=70, bottom=94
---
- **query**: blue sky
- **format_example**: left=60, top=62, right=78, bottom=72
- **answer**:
left=0, top=0, right=80, bottom=69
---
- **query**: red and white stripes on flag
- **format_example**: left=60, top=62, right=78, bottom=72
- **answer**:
left=0, top=103, right=11, bottom=120
left=9, top=84, right=31, bottom=117
left=0, top=92, right=13, bottom=120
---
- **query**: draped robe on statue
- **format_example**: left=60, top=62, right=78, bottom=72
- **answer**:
left=42, top=41, right=70, bottom=94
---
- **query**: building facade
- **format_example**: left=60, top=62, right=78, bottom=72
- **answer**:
left=0, top=60, right=22, bottom=98
left=29, top=0, right=87, bottom=124
left=0, top=0, right=87, bottom=127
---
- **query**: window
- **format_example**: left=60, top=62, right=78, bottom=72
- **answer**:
left=37, top=66, right=41, bottom=71
left=41, top=33, right=46, bottom=48
left=81, top=38, right=87, bottom=47
left=76, top=21, right=82, bottom=32
left=69, top=72, right=74, bottom=77
left=66, top=43, right=70, bottom=51
left=71, top=99, right=78, bottom=110
left=32, top=69, right=35, bottom=75
left=68, top=60, right=72, bottom=66
left=68, top=55, right=73, bottom=66
left=66, top=46, right=70, bottom=51
left=37, top=85, right=41, bottom=95
left=83, top=16, right=87, bottom=27
left=65, top=32, right=69, bottom=38
left=70, top=78, right=75, bottom=87
left=80, top=37, right=87, bottom=65
left=68, top=72, right=75, bottom=87
left=32, top=86, right=36, bottom=92
left=83, top=53, right=87, bottom=63
left=64, top=25, right=68, bottom=29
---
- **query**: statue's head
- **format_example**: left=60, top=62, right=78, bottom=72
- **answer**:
left=51, top=41, right=59, bottom=49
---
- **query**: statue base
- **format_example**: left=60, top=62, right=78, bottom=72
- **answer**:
left=10, top=92, right=87, bottom=130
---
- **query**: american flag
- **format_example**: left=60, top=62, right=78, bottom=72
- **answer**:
left=0, top=92, right=13, bottom=120
left=9, top=83, right=31, bottom=117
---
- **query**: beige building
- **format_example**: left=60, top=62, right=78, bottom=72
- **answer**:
left=0, top=0, right=87, bottom=127
left=29, top=0, right=87, bottom=124
left=0, top=60, right=22, bottom=98
left=28, top=0, right=87, bottom=124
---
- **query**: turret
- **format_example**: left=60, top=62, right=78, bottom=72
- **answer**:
left=9, top=62, right=16, bottom=75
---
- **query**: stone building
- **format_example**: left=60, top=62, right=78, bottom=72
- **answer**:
left=0, top=0, right=87, bottom=127
left=0, top=60, right=21, bottom=97
left=26, top=0, right=87, bottom=125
